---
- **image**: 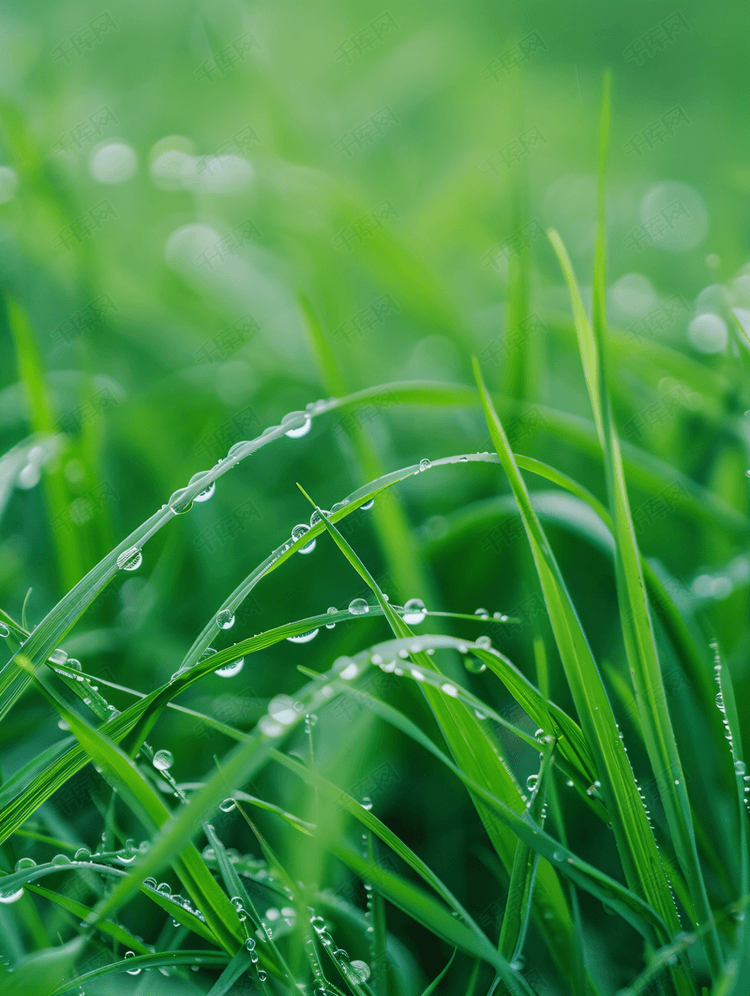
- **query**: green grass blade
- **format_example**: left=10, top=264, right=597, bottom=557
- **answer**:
left=48, top=950, right=230, bottom=996
left=472, top=358, right=695, bottom=996
left=550, top=73, right=723, bottom=980
left=419, top=949, right=456, bottom=996
left=24, top=884, right=151, bottom=954
left=25, top=663, right=243, bottom=954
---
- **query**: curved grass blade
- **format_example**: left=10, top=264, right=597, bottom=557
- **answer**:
left=713, top=645, right=750, bottom=996
left=48, top=950, right=230, bottom=996
left=548, top=73, right=722, bottom=980
left=24, top=662, right=244, bottom=955
left=270, top=698, right=671, bottom=948
left=420, top=949, right=456, bottom=996
left=295, top=490, right=607, bottom=994
left=327, top=838, right=538, bottom=996
left=24, top=884, right=151, bottom=955
left=473, top=358, right=695, bottom=996
left=500, top=742, right=555, bottom=963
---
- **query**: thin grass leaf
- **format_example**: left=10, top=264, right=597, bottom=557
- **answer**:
left=48, top=950, right=230, bottom=996
left=548, top=73, right=722, bottom=980
left=295, top=489, right=610, bottom=994
left=23, top=661, right=244, bottom=954
left=327, top=838, right=538, bottom=996
left=24, top=884, right=151, bottom=954
left=420, top=949, right=456, bottom=996
left=472, top=359, right=695, bottom=996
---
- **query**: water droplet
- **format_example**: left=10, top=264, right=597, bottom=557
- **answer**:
left=153, top=750, right=174, bottom=771
left=360, top=796, right=373, bottom=811
left=268, top=695, right=298, bottom=725
left=526, top=773, right=539, bottom=791
left=51, top=853, right=71, bottom=866
left=291, top=523, right=316, bottom=554
left=552, top=850, right=563, bottom=862
left=0, top=887, right=24, bottom=904
left=244, top=937, right=256, bottom=951
left=259, top=715, right=285, bottom=737
left=282, top=411, right=311, bottom=438
left=326, top=606, right=337, bottom=629
left=124, top=951, right=142, bottom=975
left=49, top=648, right=68, bottom=666
left=474, top=607, right=489, bottom=619
left=287, top=628, right=319, bottom=644
left=350, top=960, right=371, bottom=982
left=736, top=760, right=747, bottom=775
left=117, top=546, right=142, bottom=571
left=348, top=598, right=369, bottom=616
left=464, top=657, right=487, bottom=674
left=144, top=877, right=157, bottom=889
left=14, top=857, right=36, bottom=871
left=157, top=882, right=171, bottom=894
left=215, top=657, right=245, bottom=677
left=257, top=969, right=267, bottom=981
left=0, top=623, right=9, bottom=639
left=403, top=597, right=426, bottom=625
left=227, top=442, right=249, bottom=461
left=441, top=683, right=458, bottom=697
left=188, top=471, right=215, bottom=503
left=361, top=498, right=375, bottom=510
left=169, top=487, right=193, bottom=514
left=73, top=848, right=90, bottom=862
left=475, top=635, right=492, bottom=650
left=716, top=692, right=726, bottom=712
left=418, top=458, right=431, bottom=472
left=216, top=608, right=235, bottom=630
left=219, top=798, right=236, bottom=813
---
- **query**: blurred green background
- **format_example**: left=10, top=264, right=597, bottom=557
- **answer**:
left=2, top=1, right=750, bottom=992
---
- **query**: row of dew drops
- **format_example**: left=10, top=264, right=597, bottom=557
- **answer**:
left=111, top=399, right=449, bottom=576
left=2, top=406, right=516, bottom=985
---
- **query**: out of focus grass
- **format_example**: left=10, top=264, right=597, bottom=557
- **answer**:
left=1, top=3, right=750, bottom=994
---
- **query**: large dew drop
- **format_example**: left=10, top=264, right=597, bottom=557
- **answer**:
left=216, top=657, right=244, bottom=677
left=188, top=471, right=215, bottom=502
left=403, top=597, right=426, bottom=625
left=0, top=622, right=9, bottom=638
left=0, top=886, right=24, bottom=904
left=227, top=441, right=249, bottom=461
left=348, top=598, right=369, bottom=616
left=169, top=487, right=193, bottom=514
left=350, top=960, right=371, bottom=982
left=153, top=750, right=174, bottom=771
left=117, top=547, right=142, bottom=571
left=287, top=629, right=319, bottom=644
left=291, top=523, right=316, bottom=554
left=124, top=950, right=142, bottom=976
left=282, top=411, right=312, bottom=438
left=216, top=608, right=235, bottom=630
left=268, top=695, right=298, bottom=725
left=418, top=458, right=431, bottom=472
